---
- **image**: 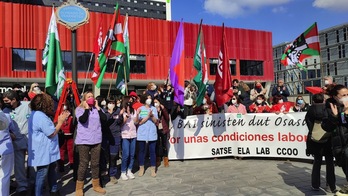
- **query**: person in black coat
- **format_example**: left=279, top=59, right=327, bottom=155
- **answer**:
left=322, top=84, right=348, bottom=195
left=305, top=93, right=336, bottom=192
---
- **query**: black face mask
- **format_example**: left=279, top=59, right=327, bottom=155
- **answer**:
left=3, top=103, right=12, bottom=109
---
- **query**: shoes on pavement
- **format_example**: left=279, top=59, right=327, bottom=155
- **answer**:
left=120, top=172, right=128, bottom=181
left=311, top=186, right=319, bottom=191
left=110, top=176, right=118, bottom=184
left=127, top=170, right=135, bottom=179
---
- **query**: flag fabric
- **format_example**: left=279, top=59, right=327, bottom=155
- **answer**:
left=42, top=8, right=66, bottom=99
left=90, top=16, right=104, bottom=86
left=281, top=22, right=320, bottom=70
left=214, top=24, right=232, bottom=108
left=193, top=22, right=208, bottom=106
left=169, top=21, right=185, bottom=106
left=91, top=3, right=123, bottom=88
left=110, top=5, right=125, bottom=57
left=115, top=14, right=130, bottom=95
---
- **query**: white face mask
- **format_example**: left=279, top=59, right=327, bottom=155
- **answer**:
left=256, top=100, right=263, bottom=104
left=231, top=99, right=237, bottom=105
left=145, top=99, right=152, bottom=105
left=108, top=103, right=115, bottom=110
left=278, top=99, right=284, bottom=104
left=101, top=100, right=106, bottom=106
left=339, top=97, right=348, bottom=104
left=63, top=105, right=67, bottom=111
left=154, top=102, right=160, bottom=107
left=33, top=87, right=41, bottom=94
left=151, top=85, right=157, bottom=91
left=116, top=103, right=121, bottom=108
left=324, top=80, right=330, bottom=85
left=203, top=99, right=207, bottom=104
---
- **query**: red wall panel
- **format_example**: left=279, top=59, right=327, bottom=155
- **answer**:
left=0, top=2, right=274, bottom=85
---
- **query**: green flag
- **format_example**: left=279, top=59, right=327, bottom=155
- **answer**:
left=42, top=8, right=65, bottom=99
left=193, top=22, right=208, bottom=106
left=116, top=14, right=130, bottom=95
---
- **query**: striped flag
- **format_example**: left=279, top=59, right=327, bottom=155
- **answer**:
left=281, top=22, right=320, bottom=70
left=42, top=8, right=66, bottom=99
left=193, top=21, right=208, bottom=106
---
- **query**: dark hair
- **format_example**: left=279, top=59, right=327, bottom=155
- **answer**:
left=272, top=95, right=283, bottom=105
left=328, top=84, right=347, bottom=97
left=140, top=94, right=150, bottom=104
left=30, top=94, right=54, bottom=116
left=95, top=95, right=105, bottom=106
left=295, top=96, right=305, bottom=104
left=0, top=93, right=3, bottom=109
left=232, top=79, right=239, bottom=84
left=3, top=90, right=20, bottom=102
left=312, top=93, right=324, bottom=104
left=106, top=96, right=116, bottom=104
left=12, top=83, right=23, bottom=89
left=16, top=90, right=30, bottom=101
left=231, top=95, right=242, bottom=104
left=122, top=96, right=134, bottom=114
left=256, top=94, right=266, bottom=100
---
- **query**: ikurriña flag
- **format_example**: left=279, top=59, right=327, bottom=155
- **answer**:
left=91, top=3, right=122, bottom=88
left=193, top=20, right=208, bottom=106
left=42, top=8, right=66, bottom=99
left=281, top=22, right=320, bottom=70
left=214, top=23, right=232, bottom=108
left=169, top=20, right=185, bottom=106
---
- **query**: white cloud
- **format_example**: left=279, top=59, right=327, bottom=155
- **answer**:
left=203, top=0, right=291, bottom=18
left=313, top=0, right=348, bottom=11
left=272, top=6, right=287, bottom=13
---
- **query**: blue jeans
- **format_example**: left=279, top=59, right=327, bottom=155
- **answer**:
left=138, top=141, right=156, bottom=167
left=121, top=138, right=136, bottom=172
left=35, top=162, right=58, bottom=196
left=109, top=136, right=121, bottom=177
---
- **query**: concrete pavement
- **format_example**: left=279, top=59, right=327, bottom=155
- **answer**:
left=53, top=158, right=347, bottom=196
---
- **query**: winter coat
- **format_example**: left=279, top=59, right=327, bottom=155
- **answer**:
left=305, top=103, right=331, bottom=156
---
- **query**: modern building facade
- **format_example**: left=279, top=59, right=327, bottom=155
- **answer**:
left=0, top=0, right=171, bottom=20
left=0, top=1, right=273, bottom=96
left=273, top=23, right=348, bottom=95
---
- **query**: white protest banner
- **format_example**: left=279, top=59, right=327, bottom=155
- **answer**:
left=168, top=112, right=310, bottom=160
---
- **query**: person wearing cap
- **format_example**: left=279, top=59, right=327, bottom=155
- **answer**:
left=129, top=91, right=143, bottom=110
left=0, top=108, right=14, bottom=196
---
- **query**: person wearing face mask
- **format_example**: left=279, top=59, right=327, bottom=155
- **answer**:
left=104, top=96, right=124, bottom=184
left=58, top=101, right=75, bottom=173
left=322, top=85, right=348, bottom=195
left=226, top=96, right=247, bottom=114
left=74, top=91, right=107, bottom=195
left=145, top=82, right=159, bottom=99
left=270, top=95, right=293, bottom=114
left=136, top=95, right=158, bottom=177
left=293, top=96, right=309, bottom=112
left=153, top=97, right=170, bottom=168
left=249, top=94, right=271, bottom=113
left=250, top=81, right=268, bottom=101
left=119, top=96, right=138, bottom=181
left=194, top=95, right=218, bottom=115
left=2, top=90, right=32, bottom=195
left=28, top=83, right=42, bottom=100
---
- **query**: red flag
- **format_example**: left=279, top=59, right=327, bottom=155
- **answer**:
left=214, top=24, right=232, bottom=107
left=91, top=16, right=104, bottom=85
left=91, top=3, right=120, bottom=87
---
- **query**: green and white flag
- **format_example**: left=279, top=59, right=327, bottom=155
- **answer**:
left=116, top=14, right=130, bottom=95
left=42, top=8, right=66, bottom=98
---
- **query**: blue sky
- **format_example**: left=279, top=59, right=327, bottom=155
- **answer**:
left=171, top=0, right=348, bottom=45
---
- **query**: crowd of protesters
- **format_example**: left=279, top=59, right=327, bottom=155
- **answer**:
left=0, top=77, right=348, bottom=195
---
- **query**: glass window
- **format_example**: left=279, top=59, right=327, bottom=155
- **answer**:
left=344, top=28, right=347, bottom=41
left=77, top=52, right=93, bottom=72
left=325, top=33, right=328, bottom=45
left=129, top=55, right=146, bottom=73
left=209, top=59, right=236, bottom=75
left=343, top=44, right=346, bottom=58
left=12, top=49, right=36, bottom=71
left=327, top=48, right=330, bottom=61
left=336, top=30, right=340, bottom=43
left=240, top=60, right=263, bottom=76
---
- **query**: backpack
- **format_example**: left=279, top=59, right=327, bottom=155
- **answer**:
left=311, top=120, right=331, bottom=143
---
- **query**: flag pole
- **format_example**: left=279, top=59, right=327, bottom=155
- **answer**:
left=82, top=53, right=94, bottom=93
left=123, top=13, right=129, bottom=96
left=189, top=19, right=203, bottom=84
left=107, top=59, right=117, bottom=98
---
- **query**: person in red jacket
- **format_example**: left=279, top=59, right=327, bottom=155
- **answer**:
left=249, top=94, right=271, bottom=113
left=58, top=100, right=74, bottom=172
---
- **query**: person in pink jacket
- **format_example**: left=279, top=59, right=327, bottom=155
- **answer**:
left=226, top=95, right=247, bottom=114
